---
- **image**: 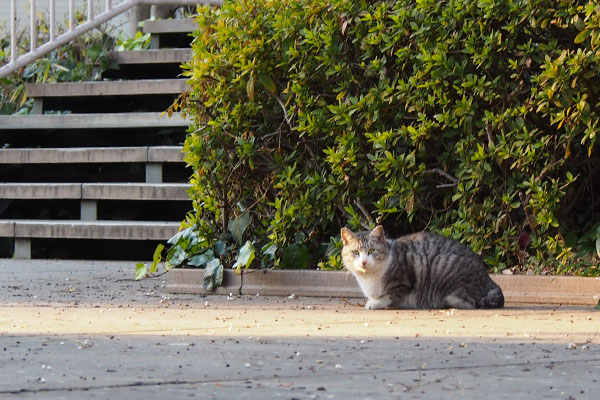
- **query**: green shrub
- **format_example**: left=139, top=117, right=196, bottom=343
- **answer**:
left=173, top=0, right=600, bottom=278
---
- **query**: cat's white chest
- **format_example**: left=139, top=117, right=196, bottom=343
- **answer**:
left=353, top=269, right=386, bottom=300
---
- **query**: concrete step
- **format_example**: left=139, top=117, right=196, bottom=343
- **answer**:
left=83, top=183, right=189, bottom=200
left=108, top=49, right=192, bottom=65
left=26, top=79, right=187, bottom=98
left=0, top=183, right=81, bottom=199
left=0, top=112, right=187, bottom=130
left=0, top=220, right=180, bottom=240
left=0, top=183, right=190, bottom=200
left=0, top=146, right=182, bottom=164
left=148, top=146, right=185, bottom=162
left=143, top=18, right=198, bottom=34
left=0, top=220, right=14, bottom=236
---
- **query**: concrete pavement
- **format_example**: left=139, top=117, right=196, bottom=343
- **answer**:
left=1, top=260, right=600, bottom=399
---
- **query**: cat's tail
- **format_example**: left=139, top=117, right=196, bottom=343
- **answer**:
left=477, top=280, right=504, bottom=309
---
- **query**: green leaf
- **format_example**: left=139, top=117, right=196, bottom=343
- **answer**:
left=213, top=240, right=228, bottom=257
left=564, top=232, right=578, bottom=248
left=135, top=263, right=148, bottom=281
left=164, top=262, right=175, bottom=272
left=188, top=249, right=214, bottom=267
left=258, top=73, right=276, bottom=93
left=574, top=29, right=590, bottom=44
left=228, top=212, right=251, bottom=245
left=168, top=227, right=190, bottom=245
left=573, top=15, right=585, bottom=31
left=203, top=258, right=224, bottom=291
left=149, top=243, right=164, bottom=274
left=294, top=231, right=306, bottom=243
left=166, top=245, right=187, bottom=267
left=261, top=243, right=277, bottom=260
left=280, top=243, right=310, bottom=269
left=232, top=241, right=256, bottom=272
left=86, top=44, right=103, bottom=62
left=246, top=74, right=255, bottom=102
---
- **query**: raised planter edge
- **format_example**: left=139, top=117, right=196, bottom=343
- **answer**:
left=167, top=269, right=600, bottom=306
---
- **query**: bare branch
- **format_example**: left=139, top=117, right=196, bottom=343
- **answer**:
left=354, top=198, right=375, bottom=225
left=424, top=168, right=459, bottom=189
left=337, top=205, right=370, bottom=230
left=272, top=93, right=293, bottom=129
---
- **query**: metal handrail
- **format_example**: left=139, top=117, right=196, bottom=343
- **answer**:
left=1, top=0, right=222, bottom=79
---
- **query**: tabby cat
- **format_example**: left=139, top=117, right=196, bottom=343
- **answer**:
left=341, top=226, right=504, bottom=309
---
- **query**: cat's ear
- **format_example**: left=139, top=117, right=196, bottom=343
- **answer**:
left=369, top=225, right=386, bottom=242
left=340, top=227, right=356, bottom=245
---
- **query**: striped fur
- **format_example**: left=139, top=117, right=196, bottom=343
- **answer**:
left=341, top=226, right=504, bottom=309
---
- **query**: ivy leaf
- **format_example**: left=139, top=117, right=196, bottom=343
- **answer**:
left=135, top=263, right=148, bottom=281
left=232, top=241, right=256, bottom=273
left=228, top=212, right=251, bottom=246
left=149, top=244, right=164, bottom=274
left=168, top=227, right=191, bottom=245
left=166, top=245, right=187, bottom=267
left=188, top=249, right=215, bottom=267
left=203, top=258, right=223, bottom=291
left=281, top=243, right=310, bottom=269
left=261, top=243, right=277, bottom=260
left=213, top=240, right=228, bottom=257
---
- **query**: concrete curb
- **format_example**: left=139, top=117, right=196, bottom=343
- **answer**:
left=167, top=269, right=600, bottom=306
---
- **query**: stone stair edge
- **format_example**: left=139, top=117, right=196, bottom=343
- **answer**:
left=26, top=79, right=188, bottom=98
left=107, top=49, right=192, bottom=65
left=0, top=183, right=191, bottom=200
left=0, top=219, right=181, bottom=240
left=0, top=146, right=183, bottom=164
left=0, top=112, right=188, bottom=129
left=143, top=18, right=198, bottom=34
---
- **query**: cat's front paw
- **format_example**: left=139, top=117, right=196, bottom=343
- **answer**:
left=365, top=298, right=391, bottom=310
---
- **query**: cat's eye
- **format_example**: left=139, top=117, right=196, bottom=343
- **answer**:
left=368, top=248, right=377, bottom=255
left=352, top=250, right=359, bottom=256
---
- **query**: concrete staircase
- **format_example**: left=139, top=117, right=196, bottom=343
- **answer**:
left=0, top=19, right=196, bottom=260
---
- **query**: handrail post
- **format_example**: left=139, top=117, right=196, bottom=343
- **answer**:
left=88, top=0, right=94, bottom=22
left=69, top=0, right=74, bottom=31
left=10, top=0, right=16, bottom=63
left=50, top=0, right=56, bottom=42
left=30, top=0, right=37, bottom=52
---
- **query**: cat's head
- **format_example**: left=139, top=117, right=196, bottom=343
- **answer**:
left=340, top=225, right=390, bottom=274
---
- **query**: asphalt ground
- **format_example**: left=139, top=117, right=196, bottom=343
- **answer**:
left=1, top=260, right=599, bottom=399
